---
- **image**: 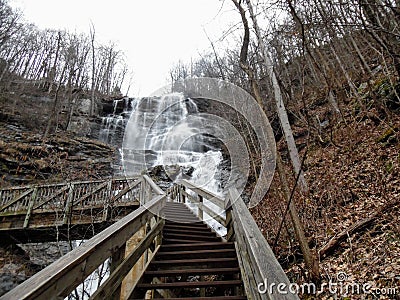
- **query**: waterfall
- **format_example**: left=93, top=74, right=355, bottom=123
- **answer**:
left=121, top=93, right=223, bottom=194
left=99, top=97, right=138, bottom=145
left=99, top=93, right=225, bottom=195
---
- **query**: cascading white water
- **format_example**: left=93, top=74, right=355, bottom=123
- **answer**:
left=121, top=93, right=223, bottom=194
left=99, top=97, right=138, bottom=145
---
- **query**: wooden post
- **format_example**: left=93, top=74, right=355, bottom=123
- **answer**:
left=198, top=195, right=203, bottom=221
left=110, top=243, right=126, bottom=300
left=225, top=194, right=234, bottom=241
left=181, top=186, right=186, bottom=203
left=23, top=187, right=38, bottom=228
left=63, top=184, right=74, bottom=225
left=140, top=177, right=145, bottom=204
left=120, top=224, right=146, bottom=299
left=102, top=180, right=113, bottom=221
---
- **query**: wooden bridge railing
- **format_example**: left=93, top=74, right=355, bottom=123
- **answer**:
left=172, top=180, right=299, bottom=300
left=0, top=175, right=166, bottom=300
left=0, top=175, right=163, bottom=238
left=0, top=176, right=139, bottom=216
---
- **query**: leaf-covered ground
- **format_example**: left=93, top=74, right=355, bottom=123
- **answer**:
left=251, top=80, right=400, bottom=299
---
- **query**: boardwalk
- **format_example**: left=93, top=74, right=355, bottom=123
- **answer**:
left=0, top=176, right=160, bottom=244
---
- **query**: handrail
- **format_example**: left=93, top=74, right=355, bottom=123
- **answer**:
left=226, top=188, right=299, bottom=300
left=142, top=175, right=164, bottom=196
left=0, top=177, right=140, bottom=226
left=0, top=175, right=166, bottom=300
left=180, top=179, right=225, bottom=208
left=175, top=180, right=227, bottom=236
left=169, top=181, right=298, bottom=300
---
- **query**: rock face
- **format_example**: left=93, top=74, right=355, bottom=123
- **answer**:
left=0, top=242, right=71, bottom=297
left=0, top=127, right=116, bottom=187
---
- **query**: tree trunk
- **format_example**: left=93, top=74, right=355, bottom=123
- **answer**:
left=231, top=0, right=319, bottom=282
left=246, top=0, right=308, bottom=193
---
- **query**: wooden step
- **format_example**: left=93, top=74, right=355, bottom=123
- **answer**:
left=164, top=202, right=188, bottom=206
left=161, top=210, right=196, bottom=217
left=163, top=229, right=216, bottom=237
left=164, top=225, right=211, bottom=233
left=162, top=207, right=193, bottom=212
left=137, top=279, right=243, bottom=290
left=163, top=228, right=217, bottom=236
left=156, top=248, right=237, bottom=259
left=164, top=232, right=220, bottom=242
left=160, top=242, right=235, bottom=252
left=150, top=257, right=238, bottom=269
left=163, top=213, right=199, bottom=220
left=164, top=222, right=210, bottom=230
left=165, top=219, right=205, bottom=224
left=144, top=267, right=241, bottom=278
left=165, top=217, right=202, bottom=223
left=162, top=238, right=210, bottom=244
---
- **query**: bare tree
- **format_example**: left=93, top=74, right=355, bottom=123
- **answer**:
left=231, top=0, right=319, bottom=282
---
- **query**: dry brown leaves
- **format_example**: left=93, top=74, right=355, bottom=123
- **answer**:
left=251, top=109, right=400, bottom=299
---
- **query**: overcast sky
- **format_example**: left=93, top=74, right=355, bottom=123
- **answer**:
left=9, top=0, right=238, bottom=97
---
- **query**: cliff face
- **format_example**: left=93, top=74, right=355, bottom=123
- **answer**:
left=0, top=91, right=123, bottom=188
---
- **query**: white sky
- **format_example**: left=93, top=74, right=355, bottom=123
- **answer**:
left=10, top=0, right=238, bottom=97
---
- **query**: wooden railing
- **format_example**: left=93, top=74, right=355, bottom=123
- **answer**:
left=171, top=180, right=299, bottom=300
left=0, top=175, right=166, bottom=300
left=0, top=176, right=162, bottom=232
left=2, top=178, right=299, bottom=299
left=0, top=177, right=141, bottom=214
left=168, top=180, right=227, bottom=232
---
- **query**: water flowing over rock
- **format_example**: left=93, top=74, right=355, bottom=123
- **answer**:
left=98, top=94, right=226, bottom=194
left=99, top=97, right=137, bottom=146
left=121, top=93, right=223, bottom=193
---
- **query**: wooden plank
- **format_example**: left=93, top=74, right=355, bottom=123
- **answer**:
left=142, top=175, right=164, bottom=195
left=180, top=180, right=224, bottom=208
left=23, top=188, right=38, bottom=228
left=229, top=188, right=298, bottom=300
left=0, top=194, right=166, bottom=300
left=33, top=185, right=69, bottom=210
left=198, top=203, right=225, bottom=225
left=90, top=219, right=164, bottom=300
left=0, top=189, right=33, bottom=212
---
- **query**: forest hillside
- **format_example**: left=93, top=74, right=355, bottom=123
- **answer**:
left=0, top=0, right=399, bottom=299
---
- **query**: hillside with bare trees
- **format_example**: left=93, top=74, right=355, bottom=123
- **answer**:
left=169, top=0, right=400, bottom=298
left=0, top=0, right=399, bottom=298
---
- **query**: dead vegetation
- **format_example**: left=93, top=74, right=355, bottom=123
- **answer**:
left=250, top=73, right=400, bottom=298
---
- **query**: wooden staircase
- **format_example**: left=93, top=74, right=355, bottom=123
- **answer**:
left=132, top=202, right=247, bottom=299
left=1, top=177, right=299, bottom=300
